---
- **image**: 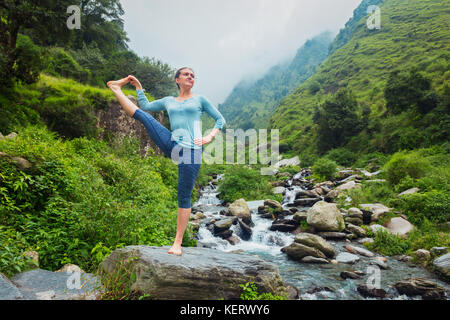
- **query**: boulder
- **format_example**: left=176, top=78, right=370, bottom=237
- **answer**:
left=357, top=284, right=386, bottom=298
left=359, top=203, right=391, bottom=222
left=430, top=247, right=448, bottom=256
left=293, top=211, right=308, bottom=222
left=213, top=218, right=236, bottom=234
left=101, top=246, right=287, bottom=300
left=340, top=271, right=362, bottom=279
left=432, top=253, right=450, bottom=282
left=264, top=199, right=283, bottom=211
left=300, top=256, right=329, bottom=264
left=273, top=156, right=300, bottom=168
left=270, top=219, right=298, bottom=232
left=347, top=208, right=363, bottom=219
left=317, top=232, right=348, bottom=240
left=385, top=217, right=414, bottom=237
left=345, top=245, right=375, bottom=258
left=229, top=199, right=252, bottom=224
left=11, top=269, right=100, bottom=300
left=281, top=243, right=327, bottom=261
left=0, top=273, right=23, bottom=300
left=56, top=264, right=84, bottom=274
left=294, top=233, right=335, bottom=258
left=394, top=278, right=446, bottom=300
left=294, top=198, right=321, bottom=207
left=237, top=219, right=252, bottom=240
left=335, top=181, right=361, bottom=191
left=398, top=187, right=420, bottom=196
left=345, top=223, right=367, bottom=238
left=306, top=201, right=345, bottom=232
left=369, top=224, right=391, bottom=235
left=415, top=249, right=431, bottom=265
left=336, top=252, right=360, bottom=264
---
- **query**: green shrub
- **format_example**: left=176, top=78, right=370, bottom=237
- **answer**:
left=365, top=229, right=410, bottom=256
left=383, top=151, right=431, bottom=186
left=312, top=157, right=337, bottom=181
left=397, top=190, right=450, bottom=225
left=239, top=282, right=287, bottom=300
left=325, top=148, right=357, bottom=167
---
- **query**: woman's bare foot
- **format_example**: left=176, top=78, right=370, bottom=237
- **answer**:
left=168, top=244, right=182, bottom=256
left=106, top=77, right=130, bottom=92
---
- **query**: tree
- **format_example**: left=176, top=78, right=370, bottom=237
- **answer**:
left=313, top=88, right=364, bottom=152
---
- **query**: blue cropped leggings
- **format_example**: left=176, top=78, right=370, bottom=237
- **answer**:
left=132, top=109, right=202, bottom=209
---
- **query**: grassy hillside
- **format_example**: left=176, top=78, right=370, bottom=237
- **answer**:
left=269, top=0, right=449, bottom=165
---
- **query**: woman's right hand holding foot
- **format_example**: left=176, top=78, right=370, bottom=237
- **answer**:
left=127, top=75, right=143, bottom=91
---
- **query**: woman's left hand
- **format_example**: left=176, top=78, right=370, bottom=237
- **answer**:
left=194, top=135, right=213, bottom=146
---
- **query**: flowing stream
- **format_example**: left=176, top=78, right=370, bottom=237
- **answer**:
left=192, top=173, right=450, bottom=300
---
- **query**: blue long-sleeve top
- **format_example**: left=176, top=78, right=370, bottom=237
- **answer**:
left=136, top=89, right=226, bottom=150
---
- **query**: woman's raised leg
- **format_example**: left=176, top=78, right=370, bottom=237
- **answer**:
left=107, top=77, right=138, bottom=117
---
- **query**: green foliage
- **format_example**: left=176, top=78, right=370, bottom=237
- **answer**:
left=397, top=191, right=450, bottom=225
left=42, top=47, right=90, bottom=82
left=365, top=229, right=410, bottom=256
left=312, top=157, right=337, bottom=181
left=0, top=125, right=194, bottom=275
left=383, top=150, right=431, bottom=186
left=325, top=148, right=357, bottom=167
left=217, top=165, right=281, bottom=204
left=313, top=88, right=367, bottom=153
left=239, top=282, right=287, bottom=300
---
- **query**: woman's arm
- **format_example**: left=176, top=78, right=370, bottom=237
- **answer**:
left=128, top=75, right=166, bottom=112
left=194, top=96, right=226, bottom=146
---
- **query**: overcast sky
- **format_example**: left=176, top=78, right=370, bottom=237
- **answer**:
left=120, top=0, right=361, bottom=105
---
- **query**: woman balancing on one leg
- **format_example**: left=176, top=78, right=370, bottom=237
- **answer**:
left=107, top=67, right=226, bottom=256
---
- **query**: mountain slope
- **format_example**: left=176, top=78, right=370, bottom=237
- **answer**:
left=215, top=31, right=334, bottom=130
left=269, top=0, right=450, bottom=164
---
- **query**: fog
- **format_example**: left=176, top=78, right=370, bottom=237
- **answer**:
left=120, top=0, right=362, bottom=105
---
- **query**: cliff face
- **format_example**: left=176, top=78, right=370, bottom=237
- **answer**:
left=95, top=95, right=168, bottom=158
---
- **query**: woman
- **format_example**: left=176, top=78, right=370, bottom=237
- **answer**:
left=106, top=67, right=226, bottom=256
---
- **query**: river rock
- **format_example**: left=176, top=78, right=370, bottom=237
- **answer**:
left=432, top=253, right=450, bottom=282
left=371, top=257, right=389, bottom=270
left=345, top=245, right=375, bottom=257
left=101, top=246, right=287, bottom=299
left=264, top=199, right=283, bottom=211
left=214, top=229, right=233, bottom=239
left=345, top=223, right=367, bottom=238
left=306, top=201, right=345, bottom=232
left=431, top=247, right=448, bottom=256
left=281, top=243, right=327, bottom=261
left=270, top=219, right=298, bottom=232
left=336, top=252, right=360, bottom=264
left=293, top=211, right=308, bottom=222
left=294, top=233, right=335, bottom=258
left=360, top=203, right=391, bottom=222
left=415, top=249, right=431, bottom=265
left=357, top=238, right=374, bottom=245
left=394, top=278, right=446, bottom=300
left=10, top=269, right=100, bottom=300
left=214, top=218, right=236, bottom=233
left=0, top=273, right=23, bottom=300
left=398, top=187, right=420, bottom=196
left=385, top=217, right=414, bottom=237
left=272, top=187, right=285, bottom=194
left=229, top=198, right=252, bottom=224
left=300, top=256, right=329, bottom=264
left=56, top=264, right=84, bottom=274
left=294, top=198, right=321, bottom=207
left=369, top=224, right=391, bottom=235
left=317, top=232, right=347, bottom=240
left=357, top=284, right=387, bottom=298
left=336, top=181, right=361, bottom=191
left=348, top=207, right=363, bottom=219
left=237, top=218, right=252, bottom=240
left=225, top=235, right=241, bottom=245
left=340, top=271, right=362, bottom=279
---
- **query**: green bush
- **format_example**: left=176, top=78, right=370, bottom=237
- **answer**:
left=365, top=229, right=410, bottom=256
left=239, top=282, right=287, bottom=300
left=0, top=125, right=195, bottom=275
left=312, top=157, right=337, bottom=181
left=325, top=148, right=357, bottom=167
left=397, top=190, right=450, bottom=225
left=217, top=165, right=281, bottom=203
left=383, top=150, right=431, bottom=186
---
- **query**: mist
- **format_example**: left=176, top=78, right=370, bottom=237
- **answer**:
left=120, top=0, right=362, bottom=105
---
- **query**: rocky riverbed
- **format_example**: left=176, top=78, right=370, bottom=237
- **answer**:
left=192, top=163, right=450, bottom=300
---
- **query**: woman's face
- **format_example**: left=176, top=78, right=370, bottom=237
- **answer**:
left=176, top=68, right=195, bottom=90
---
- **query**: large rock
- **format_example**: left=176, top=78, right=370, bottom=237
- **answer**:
left=306, top=201, right=345, bottom=232
left=0, top=273, right=23, bottom=300
left=359, top=203, right=391, bottom=222
left=335, top=181, right=361, bottom=191
left=10, top=269, right=100, bottom=300
left=273, top=156, right=300, bottom=168
left=394, top=278, right=446, bottom=300
left=281, top=243, right=327, bottom=261
left=432, top=253, right=450, bottom=282
left=229, top=198, right=252, bottom=224
left=336, top=252, right=360, bottom=264
left=385, top=217, right=414, bottom=237
left=294, top=233, right=336, bottom=258
left=101, top=246, right=287, bottom=300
